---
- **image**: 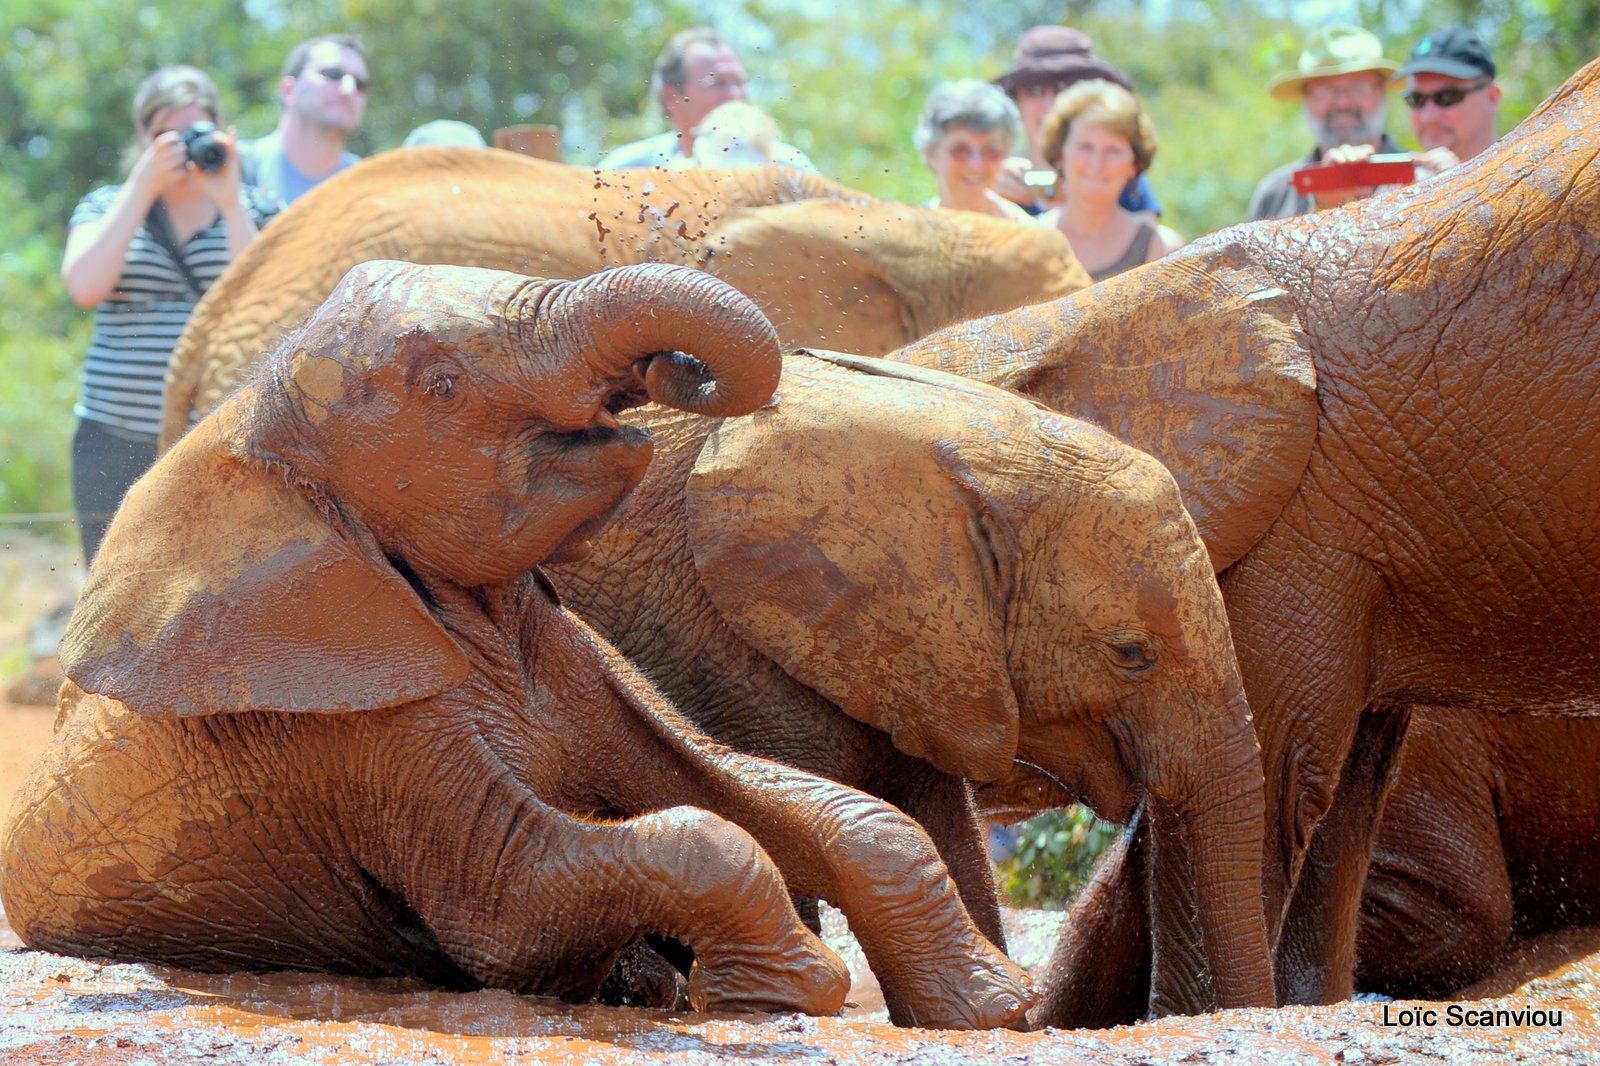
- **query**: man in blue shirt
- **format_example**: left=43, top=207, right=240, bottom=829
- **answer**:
left=239, top=34, right=369, bottom=206
left=598, top=28, right=815, bottom=172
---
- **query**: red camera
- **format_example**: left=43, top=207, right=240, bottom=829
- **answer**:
left=1291, top=154, right=1417, bottom=196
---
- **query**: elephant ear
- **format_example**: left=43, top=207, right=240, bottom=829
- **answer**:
left=898, top=237, right=1316, bottom=572
left=62, top=396, right=470, bottom=717
left=686, top=354, right=1023, bottom=782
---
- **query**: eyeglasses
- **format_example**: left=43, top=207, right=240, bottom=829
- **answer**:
left=1016, top=82, right=1069, bottom=101
left=1403, top=79, right=1491, bottom=110
left=311, top=66, right=369, bottom=93
left=1304, top=78, right=1384, bottom=105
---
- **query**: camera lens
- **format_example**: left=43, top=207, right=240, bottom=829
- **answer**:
left=182, top=122, right=227, bottom=173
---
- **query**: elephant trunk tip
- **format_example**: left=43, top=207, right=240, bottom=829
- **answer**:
left=526, top=263, right=783, bottom=422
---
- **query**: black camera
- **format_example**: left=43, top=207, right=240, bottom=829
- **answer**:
left=179, top=122, right=227, bottom=173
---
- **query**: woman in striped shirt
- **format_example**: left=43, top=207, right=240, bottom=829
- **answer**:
left=61, top=65, right=278, bottom=564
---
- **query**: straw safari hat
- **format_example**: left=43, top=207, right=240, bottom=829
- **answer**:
left=1268, top=25, right=1398, bottom=101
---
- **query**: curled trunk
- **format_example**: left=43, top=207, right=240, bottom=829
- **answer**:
left=512, top=264, right=782, bottom=427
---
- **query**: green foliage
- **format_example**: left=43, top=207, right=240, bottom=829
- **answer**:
left=996, top=805, right=1121, bottom=909
left=0, top=165, right=84, bottom=518
left=2, top=0, right=1598, bottom=523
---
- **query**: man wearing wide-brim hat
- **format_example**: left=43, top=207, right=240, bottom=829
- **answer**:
left=1247, top=24, right=1407, bottom=220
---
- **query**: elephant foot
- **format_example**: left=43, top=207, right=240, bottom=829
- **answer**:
left=882, top=945, right=1033, bottom=1031
left=687, top=935, right=851, bottom=1016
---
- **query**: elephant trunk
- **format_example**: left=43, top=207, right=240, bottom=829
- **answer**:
left=1141, top=688, right=1275, bottom=1016
left=512, top=264, right=782, bottom=427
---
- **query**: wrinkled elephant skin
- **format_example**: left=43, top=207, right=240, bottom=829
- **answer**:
left=546, top=352, right=1276, bottom=1023
left=1358, top=711, right=1600, bottom=998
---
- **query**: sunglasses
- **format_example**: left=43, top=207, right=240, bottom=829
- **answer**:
left=312, top=66, right=369, bottom=93
left=1403, top=79, right=1490, bottom=110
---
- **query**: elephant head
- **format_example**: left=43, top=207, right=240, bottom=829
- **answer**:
left=64, top=259, right=782, bottom=715
left=700, top=200, right=1091, bottom=354
left=679, top=352, right=1275, bottom=1017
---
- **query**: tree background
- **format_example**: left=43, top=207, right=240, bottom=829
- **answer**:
left=1, top=0, right=1595, bottom=528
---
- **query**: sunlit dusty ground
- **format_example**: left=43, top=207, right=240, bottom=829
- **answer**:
left=4, top=534, right=1600, bottom=1063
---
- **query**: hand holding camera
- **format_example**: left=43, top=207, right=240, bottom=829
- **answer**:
left=1293, top=144, right=1417, bottom=210
left=177, top=122, right=228, bottom=173
left=131, top=121, right=240, bottom=206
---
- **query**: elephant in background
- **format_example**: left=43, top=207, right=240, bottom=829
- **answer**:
left=544, top=351, right=1277, bottom=1023
left=1357, top=712, right=1600, bottom=998
left=158, top=148, right=1088, bottom=448
left=2, top=261, right=1030, bottom=1028
left=893, top=58, right=1600, bottom=1022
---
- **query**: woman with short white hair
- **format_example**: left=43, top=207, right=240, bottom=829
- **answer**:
left=914, top=79, right=1035, bottom=221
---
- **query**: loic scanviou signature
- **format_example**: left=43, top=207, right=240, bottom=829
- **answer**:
left=1380, top=1003, right=1564, bottom=1029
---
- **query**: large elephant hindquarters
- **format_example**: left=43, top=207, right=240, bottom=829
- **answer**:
left=964, top=57, right=1600, bottom=1022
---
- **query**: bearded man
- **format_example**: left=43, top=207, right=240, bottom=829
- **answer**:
left=1248, top=25, right=1403, bottom=220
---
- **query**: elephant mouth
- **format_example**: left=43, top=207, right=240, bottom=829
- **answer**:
left=1017, top=758, right=1139, bottom=827
left=542, top=493, right=634, bottom=565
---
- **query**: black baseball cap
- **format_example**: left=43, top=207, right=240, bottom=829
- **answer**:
left=1397, top=26, right=1496, bottom=81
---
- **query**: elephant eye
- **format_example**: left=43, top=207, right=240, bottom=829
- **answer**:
left=422, top=369, right=458, bottom=399
left=1109, top=642, right=1156, bottom=674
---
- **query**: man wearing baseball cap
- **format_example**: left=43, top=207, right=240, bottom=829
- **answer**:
left=992, top=25, right=1163, bottom=217
left=1397, top=26, right=1501, bottom=168
left=1247, top=24, right=1406, bottom=220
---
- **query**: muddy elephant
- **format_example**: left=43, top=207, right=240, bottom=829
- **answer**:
left=894, top=60, right=1600, bottom=1021
left=0, top=261, right=1030, bottom=1028
left=542, top=351, right=1276, bottom=1022
left=1357, top=712, right=1600, bottom=998
left=157, top=148, right=1088, bottom=448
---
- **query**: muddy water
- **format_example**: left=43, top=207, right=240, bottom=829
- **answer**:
left=3, top=692, right=1600, bottom=1063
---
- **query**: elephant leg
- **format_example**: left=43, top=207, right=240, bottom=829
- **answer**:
left=363, top=724, right=848, bottom=1014
left=564, top=644, right=1031, bottom=1030
left=1356, top=713, right=1512, bottom=997
left=1275, top=702, right=1412, bottom=1003
left=867, top=747, right=1008, bottom=952
left=1032, top=808, right=1151, bottom=1030
left=597, top=938, right=690, bottom=1009
left=1220, top=514, right=1384, bottom=977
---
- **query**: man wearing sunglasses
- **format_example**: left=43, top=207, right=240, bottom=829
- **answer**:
left=239, top=34, right=370, bottom=207
left=1397, top=26, right=1501, bottom=170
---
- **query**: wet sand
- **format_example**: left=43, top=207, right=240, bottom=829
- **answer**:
left=3, top=687, right=1599, bottom=1065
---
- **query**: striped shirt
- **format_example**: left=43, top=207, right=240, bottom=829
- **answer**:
left=69, top=184, right=279, bottom=437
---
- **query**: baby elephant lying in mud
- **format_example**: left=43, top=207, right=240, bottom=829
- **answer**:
left=0, top=261, right=1028, bottom=1029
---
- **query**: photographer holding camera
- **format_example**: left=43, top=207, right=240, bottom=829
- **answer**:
left=61, top=65, right=278, bottom=565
